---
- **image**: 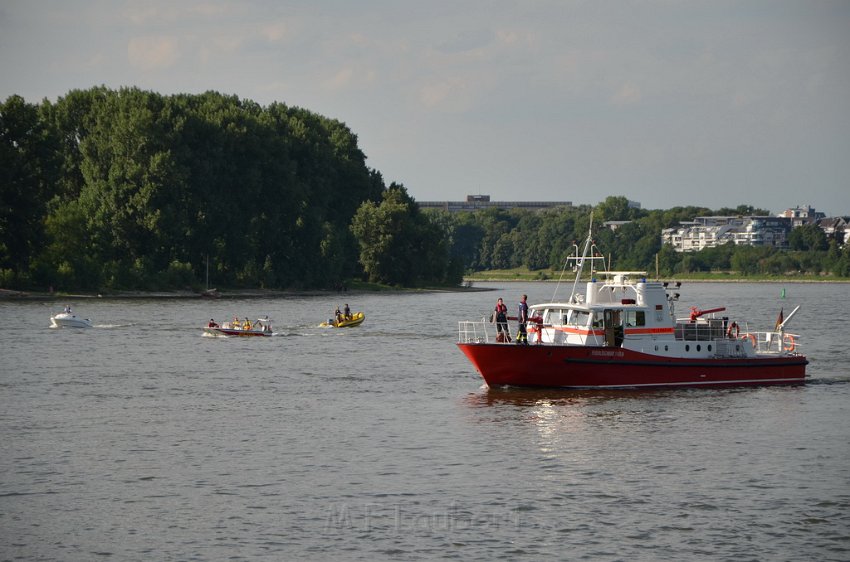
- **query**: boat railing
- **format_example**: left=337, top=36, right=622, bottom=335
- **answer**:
left=458, top=319, right=491, bottom=344
left=674, top=319, right=727, bottom=341
left=744, top=331, right=802, bottom=355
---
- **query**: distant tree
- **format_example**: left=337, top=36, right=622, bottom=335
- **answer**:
left=714, top=204, right=771, bottom=216
left=351, top=184, right=456, bottom=286
left=596, top=195, right=642, bottom=222
left=788, top=224, right=828, bottom=251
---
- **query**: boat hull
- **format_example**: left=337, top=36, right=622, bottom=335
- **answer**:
left=50, top=314, right=92, bottom=328
left=320, top=312, right=365, bottom=328
left=457, top=343, right=808, bottom=389
left=203, top=327, right=272, bottom=337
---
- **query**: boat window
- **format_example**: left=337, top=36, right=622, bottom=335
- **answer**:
left=624, top=310, right=646, bottom=327
left=591, top=312, right=604, bottom=328
left=572, top=311, right=590, bottom=327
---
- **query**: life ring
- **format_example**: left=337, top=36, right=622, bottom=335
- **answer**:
left=783, top=334, right=795, bottom=352
left=726, top=321, right=739, bottom=339
left=741, top=333, right=756, bottom=348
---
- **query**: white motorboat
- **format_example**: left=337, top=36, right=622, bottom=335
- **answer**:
left=202, top=316, right=275, bottom=337
left=50, top=307, right=92, bottom=328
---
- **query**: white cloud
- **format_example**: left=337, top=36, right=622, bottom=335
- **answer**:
left=612, top=81, right=641, bottom=105
left=419, top=78, right=473, bottom=112
left=127, top=36, right=179, bottom=70
left=260, top=21, right=288, bottom=43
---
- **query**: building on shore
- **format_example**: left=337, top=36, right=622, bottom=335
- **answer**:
left=419, top=195, right=571, bottom=213
left=661, top=216, right=792, bottom=252
left=777, top=205, right=825, bottom=226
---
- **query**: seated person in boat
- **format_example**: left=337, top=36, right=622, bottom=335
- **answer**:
left=208, top=318, right=219, bottom=328
left=242, top=317, right=252, bottom=330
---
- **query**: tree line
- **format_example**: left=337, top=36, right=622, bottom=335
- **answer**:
left=1, top=88, right=458, bottom=291
left=431, top=196, right=850, bottom=278
left=3, top=88, right=848, bottom=293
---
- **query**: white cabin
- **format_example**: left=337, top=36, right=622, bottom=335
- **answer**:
left=529, top=272, right=761, bottom=359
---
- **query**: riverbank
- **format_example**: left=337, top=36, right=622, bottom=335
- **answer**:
left=463, top=269, right=850, bottom=283
left=0, top=283, right=494, bottom=300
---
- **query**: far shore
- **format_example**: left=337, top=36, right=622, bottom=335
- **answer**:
left=0, top=284, right=495, bottom=301
left=464, top=274, right=850, bottom=284
left=4, top=276, right=847, bottom=301
left=465, top=277, right=850, bottom=284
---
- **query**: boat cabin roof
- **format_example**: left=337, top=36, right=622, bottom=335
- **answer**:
left=532, top=272, right=670, bottom=312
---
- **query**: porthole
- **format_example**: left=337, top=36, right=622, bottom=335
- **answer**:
left=685, top=344, right=690, bottom=352
left=664, top=345, right=668, bottom=351
left=697, top=345, right=701, bottom=352
left=654, top=345, right=659, bottom=351
left=708, top=345, right=712, bottom=352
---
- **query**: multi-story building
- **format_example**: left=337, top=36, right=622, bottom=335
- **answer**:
left=817, top=216, right=850, bottom=245
left=418, top=195, right=571, bottom=213
left=777, top=205, right=825, bottom=227
left=661, top=216, right=792, bottom=252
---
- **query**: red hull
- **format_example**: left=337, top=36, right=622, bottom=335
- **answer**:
left=457, top=343, right=808, bottom=389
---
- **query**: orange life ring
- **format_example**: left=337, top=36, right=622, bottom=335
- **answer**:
left=783, top=334, right=795, bottom=352
left=741, top=333, right=756, bottom=348
left=726, top=321, right=739, bottom=339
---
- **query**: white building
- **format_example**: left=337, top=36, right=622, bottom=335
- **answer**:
left=661, top=216, right=792, bottom=253
left=777, top=205, right=825, bottom=227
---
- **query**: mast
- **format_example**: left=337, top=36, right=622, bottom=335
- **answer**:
left=568, top=213, right=594, bottom=303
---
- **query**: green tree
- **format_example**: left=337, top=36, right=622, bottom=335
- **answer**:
left=0, top=95, right=60, bottom=281
left=351, top=185, right=420, bottom=285
left=788, top=224, right=828, bottom=251
left=596, top=195, right=642, bottom=222
left=351, top=184, right=455, bottom=286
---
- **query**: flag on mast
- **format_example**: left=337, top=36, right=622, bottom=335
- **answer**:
left=774, top=307, right=784, bottom=331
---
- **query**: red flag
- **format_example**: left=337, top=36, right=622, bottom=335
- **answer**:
left=774, top=307, right=783, bottom=331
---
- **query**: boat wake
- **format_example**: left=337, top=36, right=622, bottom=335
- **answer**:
left=805, top=376, right=850, bottom=386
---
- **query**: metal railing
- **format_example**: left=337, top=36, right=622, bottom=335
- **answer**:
left=458, top=319, right=491, bottom=343
left=743, top=331, right=802, bottom=355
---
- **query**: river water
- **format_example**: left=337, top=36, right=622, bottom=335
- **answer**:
left=1, top=282, right=848, bottom=561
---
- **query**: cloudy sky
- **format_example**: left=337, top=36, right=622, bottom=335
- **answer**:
left=2, top=0, right=849, bottom=214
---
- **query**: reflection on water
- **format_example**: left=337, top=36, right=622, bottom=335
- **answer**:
left=465, top=386, right=701, bottom=408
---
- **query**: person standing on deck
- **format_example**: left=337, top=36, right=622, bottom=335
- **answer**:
left=517, top=294, right=529, bottom=345
left=494, top=297, right=510, bottom=342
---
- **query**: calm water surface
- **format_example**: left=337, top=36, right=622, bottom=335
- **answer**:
left=1, top=282, right=849, bottom=561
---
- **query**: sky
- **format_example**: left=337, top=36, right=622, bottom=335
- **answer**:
left=2, top=0, right=849, bottom=215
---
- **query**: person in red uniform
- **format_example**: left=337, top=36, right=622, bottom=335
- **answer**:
left=494, top=297, right=510, bottom=342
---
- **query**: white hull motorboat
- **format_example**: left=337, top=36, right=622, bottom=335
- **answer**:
left=50, top=311, right=92, bottom=328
